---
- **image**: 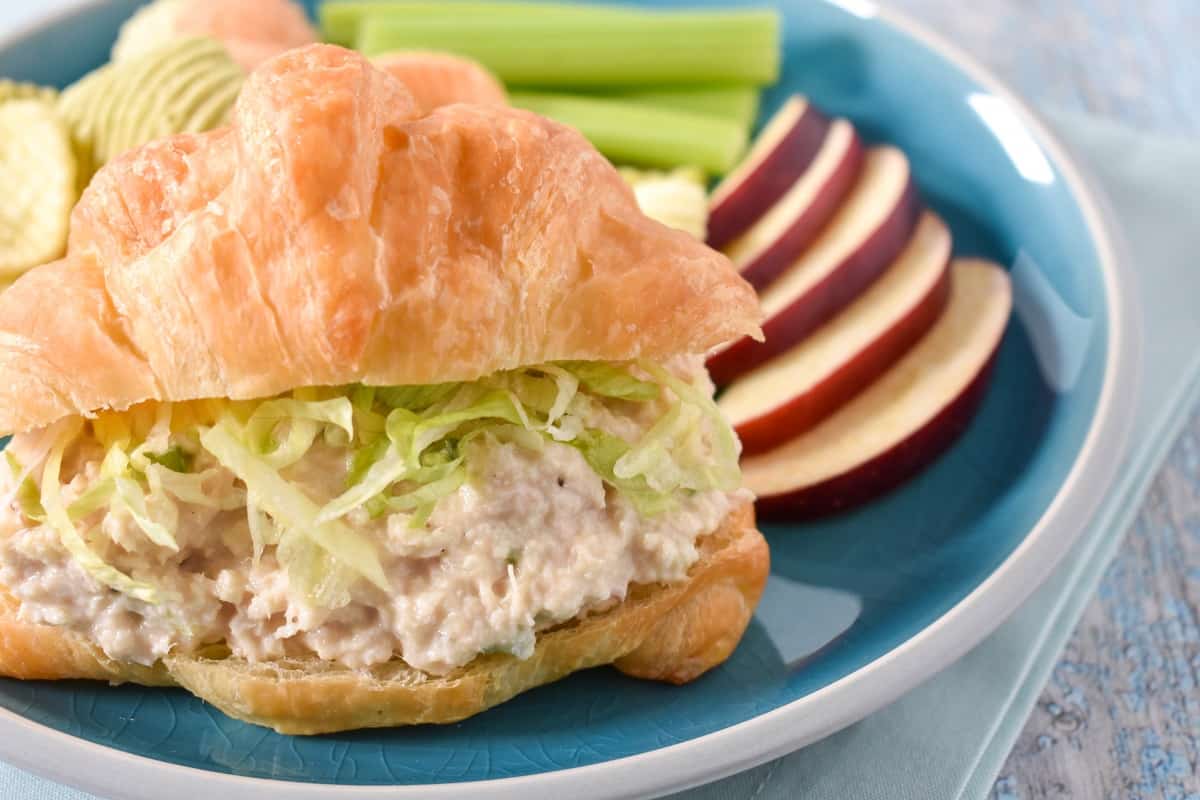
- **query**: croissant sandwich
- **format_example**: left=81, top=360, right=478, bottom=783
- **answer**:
left=0, top=45, right=768, bottom=735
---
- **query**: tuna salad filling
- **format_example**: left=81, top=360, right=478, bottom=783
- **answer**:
left=0, top=358, right=747, bottom=675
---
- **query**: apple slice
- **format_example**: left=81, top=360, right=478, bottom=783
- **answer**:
left=722, top=118, right=866, bottom=289
left=708, top=147, right=921, bottom=385
left=741, top=259, right=1012, bottom=519
left=707, top=97, right=832, bottom=250
left=720, top=212, right=952, bottom=455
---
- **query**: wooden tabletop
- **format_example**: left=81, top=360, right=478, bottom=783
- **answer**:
left=888, top=1, right=1200, bottom=796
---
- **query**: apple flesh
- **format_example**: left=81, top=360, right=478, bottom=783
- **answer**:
left=720, top=212, right=953, bottom=455
left=722, top=119, right=866, bottom=290
left=707, top=97, right=833, bottom=250
left=708, top=147, right=921, bottom=385
left=740, top=259, right=1013, bottom=519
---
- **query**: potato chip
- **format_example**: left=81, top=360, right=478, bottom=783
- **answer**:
left=0, top=100, right=78, bottom=280
left=111, top=0, right=185, bottom=63
left=58, top=37, right=243, bottom=184
left=0, top=79, right=57, bottom=104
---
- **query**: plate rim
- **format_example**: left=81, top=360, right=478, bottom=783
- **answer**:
left=0, top=1, right=1142, bottom=798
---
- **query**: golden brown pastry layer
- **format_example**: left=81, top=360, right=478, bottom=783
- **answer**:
left=374, top=50, right=508, bottom=114
left=0, top=45, right=760, bottom=436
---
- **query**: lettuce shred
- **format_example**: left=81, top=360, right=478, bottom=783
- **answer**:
left=39, top=420, right=159, bottom=603
left=5, top=361, right=741, bottom=608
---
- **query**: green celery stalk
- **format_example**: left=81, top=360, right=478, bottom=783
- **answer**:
left=509, top=91, right=747, bottom=174
left=606, top=85, right=761, bottom=128
left=319, top=2, right=628, bottom=47
left=356, top=12, right=780, bottom=87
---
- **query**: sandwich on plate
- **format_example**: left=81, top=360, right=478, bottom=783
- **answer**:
left=0, top=45, right=768, bottom=734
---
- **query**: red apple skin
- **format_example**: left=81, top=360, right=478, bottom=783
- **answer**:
left=735, top=254, right=952, bottom=456
left=708, top=102, right=833, bottom=250
left=708, top=181, right=923, bottom=387
left=752, top=350, right=1001, bottom=520
left=739, top=133, right=867, bottom=291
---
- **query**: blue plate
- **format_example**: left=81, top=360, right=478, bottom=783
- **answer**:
left=0, top=1, right=1138, bottom=798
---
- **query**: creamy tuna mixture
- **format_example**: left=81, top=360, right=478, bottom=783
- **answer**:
left=0, top=359, right=747, bottom=674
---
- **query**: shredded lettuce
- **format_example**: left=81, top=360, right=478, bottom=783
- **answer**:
left=568, top=428, right=676, bottom=516
left=113, top=475, right=180, bottom=551
left=243, top=397, right=355, bottom=469
left=199, top=420, right=390, bottom=593
left=536, top=365, right=579, bottom=427
left=124, top=404, right=173, bottom=472
left=145, top=464, right=245, bottom=510
left=66, top=479, right=116, bottom=520
left=557, top=360, right=661, bottom=401
left=345, top=436, right=390, bottom=488
left=40, top=420, right=159, bottom=603
left=322, top=450, right=409, bottom=524
left=375, top=383, right=460, bottom=412
left=315, top=389, right=523, bottom=526
left=245, top=495, right=277, bottom=564
left=7, top=451, right=117, bottom=523
left=12, top=359, right=741, bottom=610
left=315, top=361, right=735, bottom=522
left=639, top=360, right=741, bottom=491
left=385, top=466, right=467, bottom=527
left=484, top=366, right=579, bottom=432
left=146, top=446, right=192, bottom=474
left=6, top=452, right=46, bottom=522
left=101, top=444, right=180, bottom=551
left=407, top=390, right=527, bottom=461
left=276, top=526, right=358, bottom=609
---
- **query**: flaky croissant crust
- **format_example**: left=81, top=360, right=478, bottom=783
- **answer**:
left=0, top=45, right=760, bottom=436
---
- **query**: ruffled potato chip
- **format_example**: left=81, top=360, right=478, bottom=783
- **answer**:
left=0, top=79, right=57, bottom=104
left=0, top=100, right=77, bottom=281
left=58, top=37, right=244, bottom=183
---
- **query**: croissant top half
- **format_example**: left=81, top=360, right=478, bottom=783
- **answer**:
left=0, top=45, right=761, bottom=435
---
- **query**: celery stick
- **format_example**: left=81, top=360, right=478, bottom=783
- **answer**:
left=357, top=13, right=781, bottom=87
left=609, top=85, right=761, bottom=128
left=320, top=2, right=627, bottom=47
left=509, top=91, right=747, bottom=174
